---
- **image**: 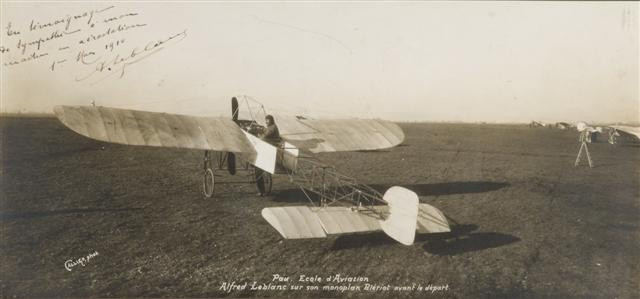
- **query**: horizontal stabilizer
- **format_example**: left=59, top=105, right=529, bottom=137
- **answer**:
left=416, top=204, right=450, bottom=233
left=261, top=197, right=449, bottom=244
left=261, top=206, right=326, bottom=239
left=314, top=207, right=382, bottom=234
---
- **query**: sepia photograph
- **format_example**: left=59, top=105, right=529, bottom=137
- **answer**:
left=1, top=1, right=638, bottom=298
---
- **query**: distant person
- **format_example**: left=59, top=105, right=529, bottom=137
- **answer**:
left=609, top=129, right=620, bottom=144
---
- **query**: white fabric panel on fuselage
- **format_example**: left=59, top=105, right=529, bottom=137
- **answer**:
left=241, top=131, right=277, bottom=174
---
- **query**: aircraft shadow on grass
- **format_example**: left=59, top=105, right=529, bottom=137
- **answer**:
left=330, top=224, right=521, bottom=255
left=0, top=208, right=142, bottom=221
left=370, top=181, right=510, bottom=197
left=48, top=145, right=110, bottom=158
left=420, top=231, right=521, bottom=256
left=272, top=181, right=510, bottom=203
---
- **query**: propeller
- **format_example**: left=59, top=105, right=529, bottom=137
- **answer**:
left=228, top=97, right=239, bottom=174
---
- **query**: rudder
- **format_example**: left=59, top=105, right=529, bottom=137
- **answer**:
left=380, top=186, right=419, bottom=245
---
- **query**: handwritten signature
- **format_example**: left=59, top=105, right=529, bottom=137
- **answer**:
left=64, top=250, right=99, bottom=271
left=75, top=29, right=187, bottom=84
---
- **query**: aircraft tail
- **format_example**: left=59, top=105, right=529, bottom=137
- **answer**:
left=260, top=186, right=449, bottom=245
left=380, top=186, right=419, bottom=245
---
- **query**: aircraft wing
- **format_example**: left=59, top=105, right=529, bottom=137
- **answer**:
left=275, top=115, right=405, bottom=153
left=611, top=125, right=640, bottom=139
left=54, top=106, right=256, bottom=153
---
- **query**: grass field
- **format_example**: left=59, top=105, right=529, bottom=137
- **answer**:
left=1, top=116, right=638, bottom=298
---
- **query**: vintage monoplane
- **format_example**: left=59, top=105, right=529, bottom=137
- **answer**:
left=607, top=125, right=640, bottom=144
left=576, top=122, right=640, bottom=144
left=53, top=96, right=450, bottom=245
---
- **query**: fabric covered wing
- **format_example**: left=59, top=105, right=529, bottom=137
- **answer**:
left=275, top=115, right=405, bottom=153
left=54, top=105, right=255, bottom=153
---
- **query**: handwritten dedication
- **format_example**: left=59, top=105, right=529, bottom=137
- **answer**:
left=1, top=5, right=187, bottom=85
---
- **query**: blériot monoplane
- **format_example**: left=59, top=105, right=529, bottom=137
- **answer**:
left=54, top=96, right=451, bottom=245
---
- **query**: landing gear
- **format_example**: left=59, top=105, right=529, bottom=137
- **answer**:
left=203, top=151, right=215, bottom=198
left=203, top=168, right=215, bottom=198
left=203, top=150, right=271, bottom=197
left=254, top=167, right=272, bottom=196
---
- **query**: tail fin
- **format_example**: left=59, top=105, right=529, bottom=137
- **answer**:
left=380, top=186, right=419, bottom=245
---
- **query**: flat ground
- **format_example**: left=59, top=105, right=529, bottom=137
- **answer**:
left=1, top=117, right=638, bottom=298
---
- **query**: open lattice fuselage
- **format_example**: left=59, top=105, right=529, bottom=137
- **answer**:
left=233, top=118, right=383, bottom=207
left=234, top=122, right=450, bottom=246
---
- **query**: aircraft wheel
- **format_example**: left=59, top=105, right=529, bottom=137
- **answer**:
left=254, top=168, right=273, bottom=196
left=203, top=168, right=215, bottom=198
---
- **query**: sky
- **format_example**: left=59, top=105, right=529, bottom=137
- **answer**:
left=1, top=1, right=638, bottom=123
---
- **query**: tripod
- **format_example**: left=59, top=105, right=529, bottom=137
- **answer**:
left=574, top=131, right=593, bottom=168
